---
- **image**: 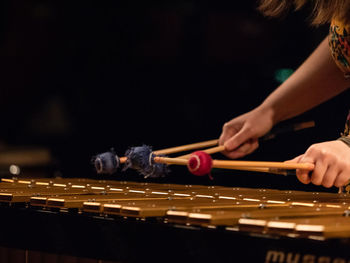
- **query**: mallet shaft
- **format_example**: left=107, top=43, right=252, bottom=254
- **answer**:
left=153, top=139, right=219, bottom=155
left=153, top=156, right=314, bottom=171
left=118, top=139, right=219, bottom=164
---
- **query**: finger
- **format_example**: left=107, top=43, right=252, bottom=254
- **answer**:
left=295, top=155, right=313, bottom=184
left=219, top=122, right=238, bottom=146
left=224, top=139, right=259, bottom=159
left=284, top=154, right=303, bottom=163
left=296, top=168, right=311, bottom=184
left=309, top=160, right=328, bottom=186
left=219, top=132, right=229, bottom=146
left=224, top=126, right=255, bottom=152
left=284, top=154, right=311, bottom=184
left=321, top=166, right=338, bottom=188
left=245, top=139, right=259, bottom=155
left=334, top=172, right=350, bottom=188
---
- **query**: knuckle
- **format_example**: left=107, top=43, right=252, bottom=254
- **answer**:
left=311, top=175, right=321, bottom=185
left=337, top=162, right=346, bottom=171
left=296, top=172, right=309, bottom=184
left=312, top=180, right=321, bottom=186
left=321, top=153, right=331, bottom=162
left=322, top=181, right=333, bottom=188
left=222, top=122, right=229, bottom=131
left=335, top=176, right=348, bottom=187
left=307, top=144, right=320, bottom=154
left=334, top=180, right=344, bottom=188
left=319, top=149, right=330, bottom=158
left=334, top=182, right=340, bottom=188
left=340, top=178, right=349, bottom=187
left=244, top=124, right=255, bottom=135
left=305, top=146, right=315, bottom=155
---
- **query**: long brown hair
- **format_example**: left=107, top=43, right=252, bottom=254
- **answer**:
left=258, top=0, right=350, bottom=25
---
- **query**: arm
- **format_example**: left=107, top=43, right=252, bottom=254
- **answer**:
left=220, top=37, right=350, bottom=158
left=261, top=37, right=350, bottom=124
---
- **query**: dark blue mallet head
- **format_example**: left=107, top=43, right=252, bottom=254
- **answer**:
left=92, top=150, right=120, bottom=174
left=123, top=145, right=169, bottom=178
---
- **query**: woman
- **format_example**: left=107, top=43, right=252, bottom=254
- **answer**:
left=219, top=0, right=350, bottom=188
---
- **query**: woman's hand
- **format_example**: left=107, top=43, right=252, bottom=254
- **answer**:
left=219, top=106, right=275, bottom=159
left=219, top=38, right=350, bottom=161
left=287, top=140, right=350, bottom=188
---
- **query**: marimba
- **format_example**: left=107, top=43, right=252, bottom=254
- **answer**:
left=1, top=177, right=350, bottom=262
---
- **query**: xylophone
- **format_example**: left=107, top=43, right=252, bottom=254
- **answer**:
left=1, top=177, right=350, bottom=262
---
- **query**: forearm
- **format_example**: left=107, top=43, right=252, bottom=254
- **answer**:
left=259, top=37, right=350, bottom=125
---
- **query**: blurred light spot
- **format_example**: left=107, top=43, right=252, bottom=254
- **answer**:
left=274, top=68, right=294, bottom=83
left=32, top=4, right=51, bottom=19
left=9, top=165, right=20, bottom=175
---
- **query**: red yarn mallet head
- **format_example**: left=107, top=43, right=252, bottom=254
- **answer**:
left=187, top=151, right=213, bottom=176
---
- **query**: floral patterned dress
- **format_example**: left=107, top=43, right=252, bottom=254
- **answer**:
left=329, top=19, right=350, bottom=191
left=329, top=18, right=350, bottom=79
left=329, top=19, right=350, bottom=137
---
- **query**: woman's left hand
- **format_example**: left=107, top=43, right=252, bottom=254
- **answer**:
left=287, top=140, right=350, bottom=188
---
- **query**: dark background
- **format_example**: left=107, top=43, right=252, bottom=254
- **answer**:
left=1, top=0, right=349, bottom=191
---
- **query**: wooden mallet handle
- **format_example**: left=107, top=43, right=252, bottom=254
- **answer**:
left=153, top=156, right=315, bottom=171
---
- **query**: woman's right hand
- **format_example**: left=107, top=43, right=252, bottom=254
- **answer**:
left=219, top=106, right=275, bottom=159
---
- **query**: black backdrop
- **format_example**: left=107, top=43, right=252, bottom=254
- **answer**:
left=1, top=0, right=349, bottom=191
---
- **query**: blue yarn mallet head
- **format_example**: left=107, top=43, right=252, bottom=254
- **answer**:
left=123, top=145, right=169, bottom=178
left=92, top=150, right=120, bottom=174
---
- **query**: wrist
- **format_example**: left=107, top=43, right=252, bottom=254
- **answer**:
left=256, top=103, right=279, bottom=126
left=337, top=136, right=350, bottom=148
